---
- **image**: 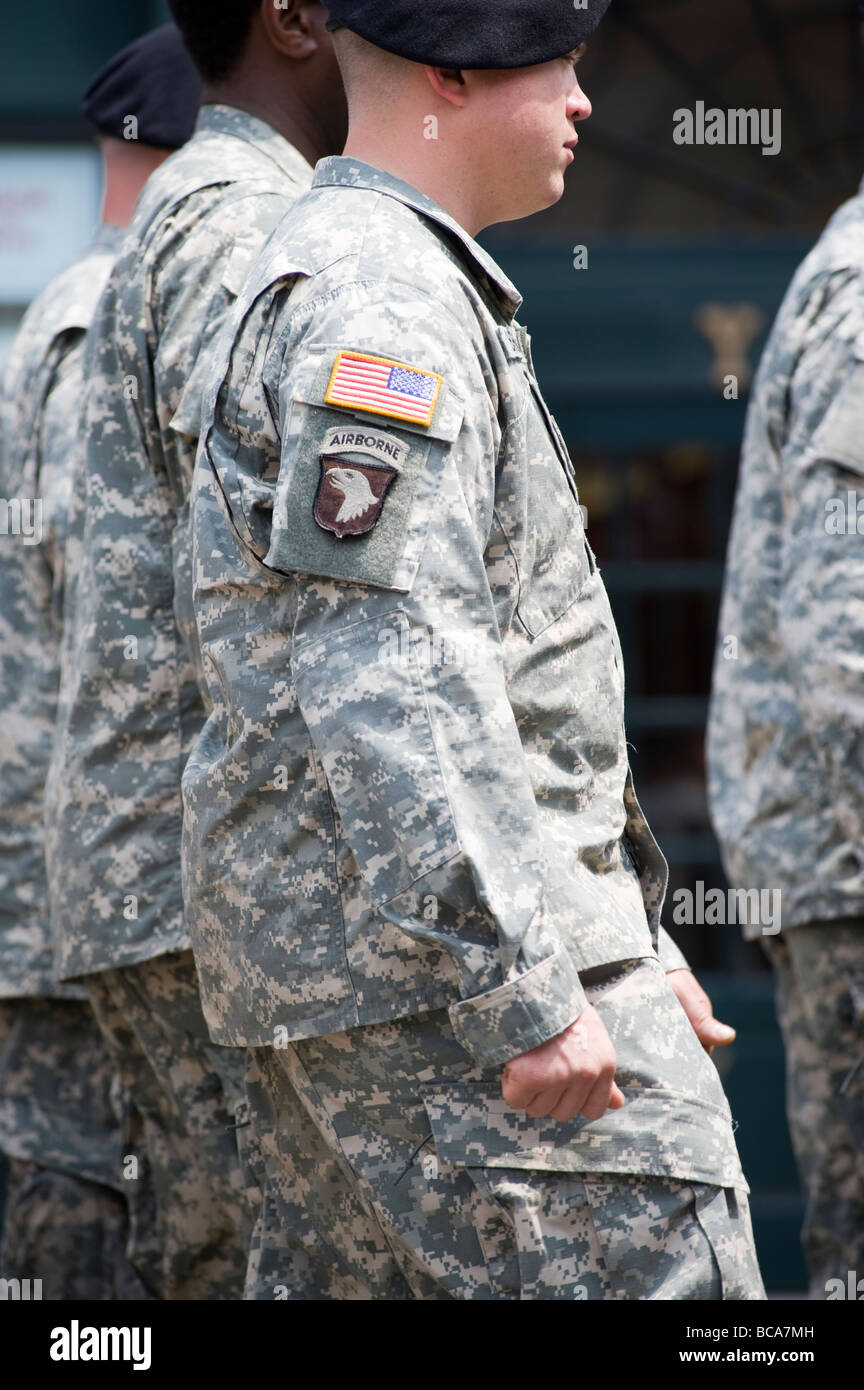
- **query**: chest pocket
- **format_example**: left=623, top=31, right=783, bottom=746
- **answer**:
left=495, top=368, right=596, bottom=638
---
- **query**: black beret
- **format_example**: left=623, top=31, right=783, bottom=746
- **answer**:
left=326, top=0, right=613, bottom=68
left=82, top=23, right=201, bottom=150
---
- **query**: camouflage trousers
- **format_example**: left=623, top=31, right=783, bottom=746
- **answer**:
left=0, top=996, right=151, bottom=1300
left=243, top=971, right=764, bottom=1301
left=762, top=919, right=864, bottom=1297
left=86, top=949, right=254, bottom=1300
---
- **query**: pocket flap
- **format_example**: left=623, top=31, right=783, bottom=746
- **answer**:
left=419, top=1081, right=747, bottom=1190
left=293, top=349, right=465, bottom=443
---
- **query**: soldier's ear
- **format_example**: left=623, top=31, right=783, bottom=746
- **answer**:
left=424, top=66, right=469, bottom=108
left=261, top=0, right=320, bottom=61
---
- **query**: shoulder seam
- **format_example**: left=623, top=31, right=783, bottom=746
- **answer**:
left=280, top=273, right=472, bottom=346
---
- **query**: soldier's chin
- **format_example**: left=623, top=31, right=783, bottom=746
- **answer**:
left=530, top=171, right=567, bottom=216
left=498, top=176, right=565, bottom=226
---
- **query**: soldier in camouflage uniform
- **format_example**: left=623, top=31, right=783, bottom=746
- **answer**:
left=45, top=2, right=346, bottom=1299
left=0, top=27, right=200, bottom=1300
left=708, top=178, right=864, bottom=1295
left=183, top=1, right=765, bottom=1299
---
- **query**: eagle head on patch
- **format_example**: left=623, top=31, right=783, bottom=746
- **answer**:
left=314, top=456, right=399, bottom=539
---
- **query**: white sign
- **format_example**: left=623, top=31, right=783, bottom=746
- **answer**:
left=0, top=146, right=100, bottom=303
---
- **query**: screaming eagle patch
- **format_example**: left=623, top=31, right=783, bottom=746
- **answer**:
left=313, top=426, right=407, bottom=539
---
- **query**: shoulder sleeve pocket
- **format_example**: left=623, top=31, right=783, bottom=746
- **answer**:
left=264, top=350, right=464, bottom=593
left=808, top=359, right=864, bottom=477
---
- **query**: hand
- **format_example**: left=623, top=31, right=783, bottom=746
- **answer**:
left=666, top=968, right=736, bottom=1055
left=501, top=1005, right=625, bottom=1123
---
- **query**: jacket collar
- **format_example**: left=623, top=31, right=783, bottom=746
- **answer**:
left=194, top=104, right=313, bottom=186
left=311, top=156, right=522, bottom=320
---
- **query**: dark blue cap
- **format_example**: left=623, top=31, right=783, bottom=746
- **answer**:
left=326, top=0, right=613, bottom=68
left=82, top=23, right=201, bottom=149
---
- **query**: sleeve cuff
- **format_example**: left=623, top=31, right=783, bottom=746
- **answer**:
left=657, top=925, right=690, bottom=973
left=448, top=947, right=587, bottom=1069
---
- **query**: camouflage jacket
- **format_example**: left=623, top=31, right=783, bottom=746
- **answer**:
left=46, top=106, right=312, bottom=980
left=0, top=226, right=123, bottom=998
left=185, top=158, right=689, bottom=1062
left=708, top=182, right=864, bottom=940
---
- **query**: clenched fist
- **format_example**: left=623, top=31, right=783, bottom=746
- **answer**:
left=501, top=1005, right=625, bottom=1123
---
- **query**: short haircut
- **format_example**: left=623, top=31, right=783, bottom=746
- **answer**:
left=168, top=0, right=262, bottom=84
left=333, top=27, right=410, bottom=105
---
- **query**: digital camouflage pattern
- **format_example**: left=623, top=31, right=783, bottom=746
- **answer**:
left=47, top=105, right=312, bottom=981
left=184, top=155, right=754, bottom=1244
left=86, top=950, right=252, bottom=1300
left=0, top=229, right=150, bottom=1300
left=0, top=998, right=121, bottom=1188
left=707, top=189, right=864, bottom=1293
left=0, top=999, right=152, bottom=1301
left=185, top=157, right=691, bottom=1061
left=37, top=106, right=314, bottom=1299
left=0, top=224, right=122, bottom=998
left=708, top=182, right=864, bottom=939
left=0, top=1157, right=151, bottom=1301
left=761, top=921, right=864, bottom=1297
left=242, top=960, right=763, bottom=1300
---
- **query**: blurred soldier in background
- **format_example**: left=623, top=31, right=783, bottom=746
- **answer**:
left=45, top=1, right=346, bottom=1298
left=184, top=0, right=763, bottom=1300
left=708, top=7, right=864, bottom=1297
left=0, top=26, right=200, bottom=1300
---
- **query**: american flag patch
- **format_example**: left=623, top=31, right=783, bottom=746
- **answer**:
left=325, top=351, right=443, bottom=428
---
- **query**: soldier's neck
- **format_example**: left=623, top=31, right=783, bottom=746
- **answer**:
left=99, top=139, right=174, bottom=227
left=201, top=81, right=335, bottom=168
left=342, top=130, right=485, bottom=237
